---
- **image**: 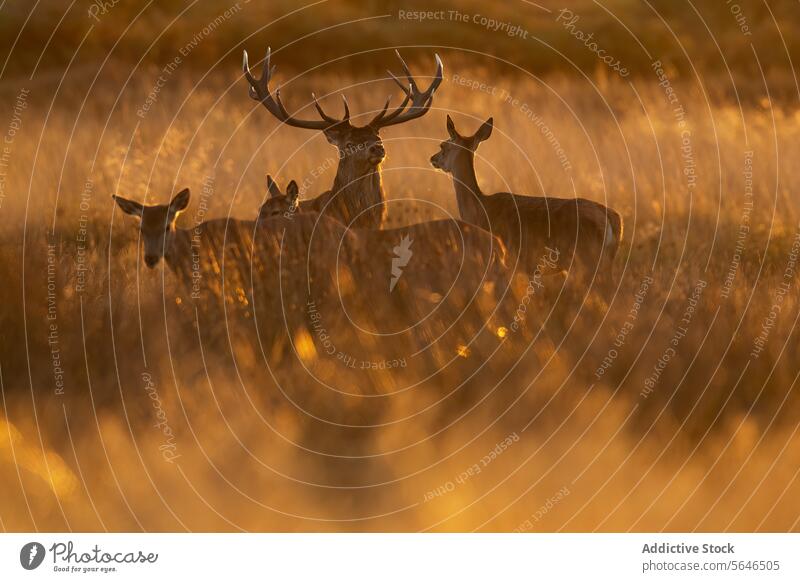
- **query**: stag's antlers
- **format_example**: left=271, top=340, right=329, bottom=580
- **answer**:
left=370, top=50, right=443, bottom=128
left=242, top=48, right=443, bottom=130
left=242, top=47, right=348, bottom=130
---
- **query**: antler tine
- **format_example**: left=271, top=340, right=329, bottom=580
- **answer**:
left=424, top=53, right=444, bottom=99
left=394, top=49, right=419, bottom=93
left=368, top=95, right=392, bottom=126
left=262, top=46, right=272, bottom=81
left=432, top=53, right=444, bottom=90
left=242, top=48, right=272, bottom=100
left=371, top=52, right=444, bottom=129
left=341, top=95, right=350, bottom=121
left=273, top=87, right=290, bottom=118
left=387, top=70, right=412, bottom=97
left=311, top=93, right=340, bottom=124
left=374, top=90, right=413, bottom=126
left=243, top=47, right=343, bottom=131
left=242, top=50, right=258, bottom=99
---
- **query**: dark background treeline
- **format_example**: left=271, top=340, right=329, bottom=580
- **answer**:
left=2, top=0, right=797, bottom=91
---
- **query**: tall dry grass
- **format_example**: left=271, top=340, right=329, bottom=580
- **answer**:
left=1, top=58, right=800, bottom=531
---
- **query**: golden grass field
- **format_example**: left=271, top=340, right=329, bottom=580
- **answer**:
left=2, top=1, right=800, bottom=532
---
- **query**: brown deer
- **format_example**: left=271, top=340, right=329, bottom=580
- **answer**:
left=112, top=189, right=193, bottom=270
left=112, top=189, right=259, bottom=306
left=243, top=48, right=442, bottom=230
left=260, top=175, right=299, bottom=220
left=254, top=177, right=511, bottom=322
left=430, top=116, right=623, bottom=297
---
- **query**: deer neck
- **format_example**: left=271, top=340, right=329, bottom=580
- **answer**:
left=163, top=227, right=191, bottom=275
left=331, top=162, right=385, bottom=228
left=452, top=155, right=488, bottom=229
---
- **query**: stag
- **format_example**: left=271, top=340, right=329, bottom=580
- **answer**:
left=243, top=48, right=442, bottom=229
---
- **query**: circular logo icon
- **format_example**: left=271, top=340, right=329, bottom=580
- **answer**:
left=19, top=542, right=46, bottom=570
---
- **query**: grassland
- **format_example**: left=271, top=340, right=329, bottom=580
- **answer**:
left=1, top=1, right=800, bottom=532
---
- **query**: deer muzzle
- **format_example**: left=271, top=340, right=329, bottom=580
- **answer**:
left=368, top=143, right=385, bottom=163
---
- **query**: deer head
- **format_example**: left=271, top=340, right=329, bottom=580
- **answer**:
left=259, top=175, right=299, bottom=221
left=112, top=189, right=190, bottom=268
left=430, top=115, right=493, bottom=174
left=243, top=48, right=443, bottom=177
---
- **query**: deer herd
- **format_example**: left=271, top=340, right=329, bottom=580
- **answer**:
left=113, top=47, right=623, bottom=337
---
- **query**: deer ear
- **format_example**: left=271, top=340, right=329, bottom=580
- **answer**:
left=112, top=195, right=144, bottom=218
left=322, top=124, right=347, bottom=146
left=473, top=117, right=493, bottom=145
left=267, top=175, right=282, bottom=198
left=446, top=115, right=458, bottom=139
left=286, top=180, right=299, bottom=200
left=169, top=188, right=190, bottom=214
